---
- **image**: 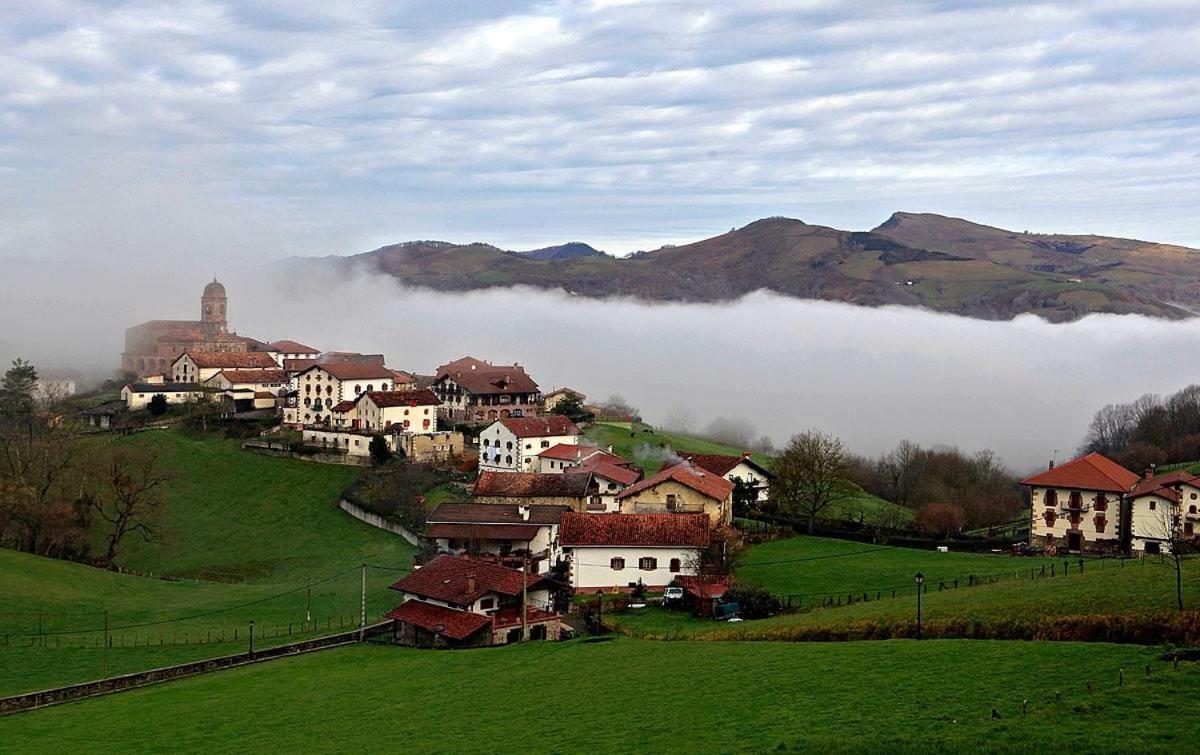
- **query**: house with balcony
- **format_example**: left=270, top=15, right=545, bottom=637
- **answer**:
left=615, top=462, right=734, bottom=526
left=424, top=503, right=570, bottom=574
left=1022, top=452, right=1140, bottom=555
left=284, top=362, right=395, bottom=426
left=386, top=555, right=562, bottom=647
left=431, top=356, right=543, bottom=424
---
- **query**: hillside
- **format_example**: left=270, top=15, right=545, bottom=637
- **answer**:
left=3, top=639, right=1193, bottom=752
left=0, top=431, right=417, bottom=695
left=294, top=214, right=1200, bottom=321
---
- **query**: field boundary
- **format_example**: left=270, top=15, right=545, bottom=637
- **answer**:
left=338, top=499, right=422, bottom=546
left=0, top=621, right=389, bottom=717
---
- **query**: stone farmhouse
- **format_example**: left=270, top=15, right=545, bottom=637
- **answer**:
left=472, top=471, right=598, bottom=511
left=424, top=503, right=570, bottom=574
left=616, top=462, right=735, bottom=526
left=1023, top=452, right=1200, bottom=555
left=686, top=452, right=774, bottom=503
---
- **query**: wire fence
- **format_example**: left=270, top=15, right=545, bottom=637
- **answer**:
left=767, top=554, right=1144, bottom=612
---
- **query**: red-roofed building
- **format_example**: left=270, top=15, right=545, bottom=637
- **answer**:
left=268, top=340, right=321, bottom=366
left=172, top=350, right=279, bottom=384
left=425, top=503, right=569, bottom=573
left=479, top=416, right=582, bottom=472
left=1124, top=469, right=1200, bottom=555
left=284, top=362, right=396, bottom=426
left=616, top=462, right=735, bottom=526
left=387, top=554, right=562, bottom=647
left=685, top=453, right=774, bottom=504
left=1022, top=453, right=1144, bottom=555
left=559, top=512, right=709, bottom=591
left=532, top=443, right=630, bottom=474
left=431, top=356, right=543, bottom=423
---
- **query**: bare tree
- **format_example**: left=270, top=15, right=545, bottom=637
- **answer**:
left=1144, top=500, right=1192, bottom=612
left=772, top=430, right=856, bottom=534
left=91, top=446, right=170, bottom=563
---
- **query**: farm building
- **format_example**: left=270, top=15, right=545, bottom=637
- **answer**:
left=386, top=555, right=562, bottom=647
left=424, top=503, right=569, bottom=574
left=559, top=512, right=710, bottom=592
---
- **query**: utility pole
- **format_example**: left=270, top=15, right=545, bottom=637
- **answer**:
left=359, top=563, right=367, bottom=641
left=102, top=610, right=110, bottom=677
left=305, top=579, right=312, bottom=632
left=522, top=555, right=529, bottom=642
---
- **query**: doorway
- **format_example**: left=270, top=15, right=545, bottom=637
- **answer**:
left=1067, top=531, right=1083, bottom=553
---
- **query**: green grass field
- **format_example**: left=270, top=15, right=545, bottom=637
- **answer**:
left=610, top=537, right=1200, bottom=641
left=0, top=431, right=417, bottom=696
left=2, top=638, right=1195, bottom=752
left=735, top=535, right=1008, bottom=598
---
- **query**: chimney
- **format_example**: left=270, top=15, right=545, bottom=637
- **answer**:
left=1048, top=459, right=1055, bottom=471
left=466, top=574, right=476, bottom=594
left=519, top=505, right=530, bottom=521
left=1145, top=465, right=1156, bottom=480
left=742, top=451, right=752, bottom=460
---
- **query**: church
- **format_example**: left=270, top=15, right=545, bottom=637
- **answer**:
left=122, top=279, right=264, bottom=377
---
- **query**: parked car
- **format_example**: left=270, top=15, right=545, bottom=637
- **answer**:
left=662, top=586, right=684, bottom=607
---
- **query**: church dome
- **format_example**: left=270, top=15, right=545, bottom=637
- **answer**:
left=203, top=278, right=226, bottom=298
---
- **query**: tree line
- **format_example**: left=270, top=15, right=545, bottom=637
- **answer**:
left=1081, top=384, right=1200, bottom=472
left=0, top=359, right=169, bottom=564
left=761, top=431, right=1022, bottom=535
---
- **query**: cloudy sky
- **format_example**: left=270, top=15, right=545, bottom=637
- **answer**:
left=2, top=0, right=1199, bottom=260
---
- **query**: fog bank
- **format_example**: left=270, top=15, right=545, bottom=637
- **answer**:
left=4, top=258, right=1200, bottom=474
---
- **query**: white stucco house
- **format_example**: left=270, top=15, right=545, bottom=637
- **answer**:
left=285, top=362, right=394, bottom=426
left=478, top=416, right=581, bottom=472
left=171, top=351, right=279, bottom=384
left=686, top=453, right=774, bottom=503
left=559, top=512, right=710, bottom=591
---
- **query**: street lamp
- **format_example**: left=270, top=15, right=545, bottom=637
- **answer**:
left=914, top=573, right=925, bottom=640
left=248, top=620, right=255, bottom=657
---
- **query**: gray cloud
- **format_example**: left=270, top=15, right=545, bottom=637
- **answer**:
left=1, top=1, right=1198, bottom=254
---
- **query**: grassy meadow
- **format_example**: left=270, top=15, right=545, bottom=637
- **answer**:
left=2, top=638, right=1196, bottom=753
left=609, top=536, right=1200, bottom=641
left=0, top=430, right=417, bottom=696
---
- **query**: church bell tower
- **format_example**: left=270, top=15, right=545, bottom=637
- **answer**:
left=201, top=278, right=228, bottom=336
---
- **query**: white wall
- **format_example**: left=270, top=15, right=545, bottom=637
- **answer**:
left=565, top=545, right=700, bottom=589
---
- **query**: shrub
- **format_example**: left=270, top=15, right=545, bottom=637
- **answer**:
left=148, top=394, right=168, bottom=416
left=916, top=502, right=966, bottom=535
left=724, top=582, right=781, bottom=619
left=368, top=435, right=393, bottom=466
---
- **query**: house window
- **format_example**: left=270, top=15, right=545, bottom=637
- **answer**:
left=479, top=597, right=495, bottom=610
left=1043, top=490, right=1057, bottom=507
left=1186, top=522, right=1195, bottom=536
left=610, top=557, right=625, bottom=571
left=505, top=455, right=512, bottom=465
left=1191, top=505, right=1197, bottom=514
left=1145, top=542, right=1161, bottom=555
left=1149, top=500, right=1157, bottom=511
left=639, top=557, right=657, bottom=571
left=1094, top=494, right=1107, bottom=512
left=541, top=440, right=550, bottom=448
left=1094, top=515, right=1106, bottom=533
left=669, top=558, right=681, bottom=573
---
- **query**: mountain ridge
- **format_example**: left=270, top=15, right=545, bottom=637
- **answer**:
left=296, top=214, right=1200, bottom=322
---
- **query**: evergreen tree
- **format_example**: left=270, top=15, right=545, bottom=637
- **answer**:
left=0, top=358, right=38, bottom=422
left=551, top=391, right=594, bottom=424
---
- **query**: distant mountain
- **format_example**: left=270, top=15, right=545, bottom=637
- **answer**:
left=300, top=215, right=1200, bottom=322
left=520, top=242, right=607, bottom=261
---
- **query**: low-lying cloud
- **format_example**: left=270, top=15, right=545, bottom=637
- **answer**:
left=5, top=257, right=1200, bottom=476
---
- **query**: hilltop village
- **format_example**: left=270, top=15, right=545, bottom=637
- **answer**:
left=71, top=279, right=769, bottom=646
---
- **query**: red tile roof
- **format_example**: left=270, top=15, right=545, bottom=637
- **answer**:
left=331, top=400, right=356, bottom=413
left=390, top=370, right=416, bottom=384
left=559, top=512, right=711, bottom=548
left=1020, top=453, right=1141, bottom=493
left=686, top=453, right=773, bottom=479
left=472, top=471, right=593, bottom=499
left=253, top=391, right=277, bottom=400
left=545, top=387, right=586, bottom=401
left=389, top=554, right=541, bottom=605
left=576, top=460, right=641, bottom=487
left=386, top=600, right=490, bottom=640
left=180, top=351, right=279, bottom=369
left=498, top=416, right=579, bottom=438
left=616, top=462, right=734, bottom=502
left=425, top=523, right=544, bottom=541
left=436, top=360, right=540, bottom=395
left=428, top=503, right=570, bottom=525
left=269, top=340, right=319, bottom=354
left=537, top=443, right=601, bottom=461
left=490, top=606, right=560, bottom=629
left=359, top=389, right=440, bottom=408
left=300, top=362, right=394, bottom=381
left=215, top=369, right=288, bottom=384
left=1129, top=470, right=1200, bottom=497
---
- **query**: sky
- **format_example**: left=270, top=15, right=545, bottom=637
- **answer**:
left=2, top=0, right=1199, bottom=259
